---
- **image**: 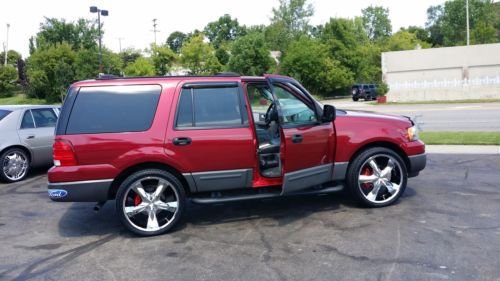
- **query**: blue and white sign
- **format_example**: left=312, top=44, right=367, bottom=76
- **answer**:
left=48, top=189, right=68, bottom=199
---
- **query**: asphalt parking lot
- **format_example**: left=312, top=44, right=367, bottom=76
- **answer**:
left=0, top=154, right=499, bottom=281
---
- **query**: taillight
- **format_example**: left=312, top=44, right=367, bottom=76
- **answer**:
left=53, top=139, right=77, bottom=166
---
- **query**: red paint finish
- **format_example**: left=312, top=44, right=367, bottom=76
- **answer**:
left=48, top=75, right=425, bottom=193
left=334, top=113, right=424, bottom=163
left=282, top=123, right=335, bottom=172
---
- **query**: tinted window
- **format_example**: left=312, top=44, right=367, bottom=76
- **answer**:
left=175, top=86, right=245, bottom=128
left=363, top=85, right=369, bottom=89
left=0, top=109, right=11, bottom=121
left=21, top=110, right=35, bottom=129
left=31, top=108, right=57, bottom=128
left=274, top=85, right=316, bottom=124
left=66, top=85, right=161, bottom=134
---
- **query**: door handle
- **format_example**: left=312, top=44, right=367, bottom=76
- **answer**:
left=26, top=135, right=35, bottom=139
left=292, top=134, right=303, bottom=143
left=172, top=137, right=192, bottom=146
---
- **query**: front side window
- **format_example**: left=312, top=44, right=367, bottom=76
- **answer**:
left=66, top=85, right=161, bottom=134
left=175, top=86, right=247, bottom=129
left=274, top=85, right=317, bottom=125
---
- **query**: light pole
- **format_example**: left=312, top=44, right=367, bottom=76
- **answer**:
left=90, top=6, right=108, bottom=73
left=466, top=0, right=470, bottom=46
left=4, top=23, right=9, bottom=66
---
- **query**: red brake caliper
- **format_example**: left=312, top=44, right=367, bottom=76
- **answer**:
left=134, top=194, right=142, bottom=206
left=361, top=167, right=373, bottom=190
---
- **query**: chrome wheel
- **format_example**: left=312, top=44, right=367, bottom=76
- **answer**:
left=357, top=154, right=403, bottom=204
left=2, top=150, right=29, bottom=181
left=122, top=176, right=180, bottom=232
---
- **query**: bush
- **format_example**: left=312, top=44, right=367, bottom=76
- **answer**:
left=0, top=65, right=18, bottom=98
left=377, top=82, right=389, bottom=96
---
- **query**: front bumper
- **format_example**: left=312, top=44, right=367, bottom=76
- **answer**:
left=408, top=153, right=426, bottom=177
left=48, top=179, right=113, bottom=202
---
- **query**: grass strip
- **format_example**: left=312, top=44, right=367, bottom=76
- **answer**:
left=420, top=131, right=500, bottom=145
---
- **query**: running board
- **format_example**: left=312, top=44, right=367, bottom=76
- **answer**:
left=190, top=184, right=344, bottom=204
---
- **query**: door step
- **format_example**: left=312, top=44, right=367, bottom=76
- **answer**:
left=190, top=183, right=344, bottom=204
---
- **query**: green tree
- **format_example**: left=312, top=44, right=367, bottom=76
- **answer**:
left=119, top=48, right=142, bottom=69
left=166, top=31, right=186, bottom=53
left=267, top=0, right=314, bottom=51
left=150, top=44, right=177, bottom=75
left=228, top=32, right=275, bottom=76
left=383, top=31, right=432, bottom=51
left=426, top=0, right=498, bottom=46
left=180, top=34, right=222, bottom=75
left=0, top=50, right=22, bottom=66
left=319, top=17, right=378, bottom=83
left=26, top=42, right=76, bottom=102
left=204, top=14, right=246, bottom=49
left=124, top=57, right=155, bottom=76
left=400, top=26, right=431, bottom=43
left=34, top=18, right=99, bottom=51
left=74, top=48, right=122, bottom=80
left=281, top=36, right=353, bottom=96
left=362, top=6, right=392, bottom=41
left=0, top=65, right=18, bottom=98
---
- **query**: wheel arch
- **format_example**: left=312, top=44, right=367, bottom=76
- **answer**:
left=0, top=145, right=33, bottom=164
left=348, top=141, right=410, bottom=172
left=108, top=162, right=190, bottom=200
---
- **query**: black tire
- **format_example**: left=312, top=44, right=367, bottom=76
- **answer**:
left=364, top=94, right=371, bottom=101
left=352, top=97, right=359, bottom=101
left=116, top=169, right=186, bottom=236
left=0, top=148, right=30, bottom=183
left=346, top=147, right=407, bottom=208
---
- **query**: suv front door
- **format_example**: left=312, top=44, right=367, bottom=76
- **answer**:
left=267, top=77, right=336, bottom=194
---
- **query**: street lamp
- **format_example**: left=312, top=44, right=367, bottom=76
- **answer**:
left=90, top=6, right=108, bottom=73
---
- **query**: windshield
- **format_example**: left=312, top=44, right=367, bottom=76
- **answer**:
left=0, top=109, right=12, bottom=122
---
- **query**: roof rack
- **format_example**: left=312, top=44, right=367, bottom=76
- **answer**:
left=95, top=73, right=242, bottom=80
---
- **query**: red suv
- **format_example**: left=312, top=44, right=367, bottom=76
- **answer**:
left=48, top=74, right=425, bottom=236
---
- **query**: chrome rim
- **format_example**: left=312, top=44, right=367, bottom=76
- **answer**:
left=357, top=154, right=403, bottom=204
left=2, top=151, right=28, bottom=181
left=122, top=176, right=179, bottom=232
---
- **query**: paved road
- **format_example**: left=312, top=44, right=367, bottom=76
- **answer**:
left=324, top=100, right=500, bottom=132
left=1, top=154, right=499, bottom=281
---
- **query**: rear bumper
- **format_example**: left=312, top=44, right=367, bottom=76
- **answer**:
left=408, top=153, right=426, bottom=177
left=48, top=179, right=113, bottom=202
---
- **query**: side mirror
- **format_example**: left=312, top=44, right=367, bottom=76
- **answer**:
left=321, top=104, right=336, bottom=122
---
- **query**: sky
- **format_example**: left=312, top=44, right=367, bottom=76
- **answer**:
left=1, top=0, right=447, bottom=58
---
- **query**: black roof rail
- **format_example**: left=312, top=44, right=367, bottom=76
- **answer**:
left=215, top=72, right=240, bottom=76
left=97, top=73, right=122, bottom=80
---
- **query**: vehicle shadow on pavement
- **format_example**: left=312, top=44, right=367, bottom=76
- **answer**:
left=56, top=187, right=416, bottom=238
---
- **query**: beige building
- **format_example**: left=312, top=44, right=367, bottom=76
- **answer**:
left=382, top=43, right=500, bottom=102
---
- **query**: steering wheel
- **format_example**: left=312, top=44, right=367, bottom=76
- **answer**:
left=265, top=102, right=277, bottom=126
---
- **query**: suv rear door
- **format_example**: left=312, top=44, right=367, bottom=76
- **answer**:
left=166, top=81, right=255, bottom=192
left=266, top=76, right=335, bottom=194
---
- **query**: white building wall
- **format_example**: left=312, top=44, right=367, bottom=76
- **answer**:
left=382, top=43, right=500, bottom=102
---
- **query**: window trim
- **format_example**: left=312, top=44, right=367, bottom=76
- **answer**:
left=174, top=82, right=250, bottom=131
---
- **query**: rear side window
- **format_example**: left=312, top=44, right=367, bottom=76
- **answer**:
left=31, top=108, right=57, bottom=128
left=176, top=86, right=247, bottom=129
left=0, top=109, right=12, bottom=122
left=66, top=85, right=161, bottom=134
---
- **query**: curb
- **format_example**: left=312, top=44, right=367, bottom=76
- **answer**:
left=426, top=145, right=500, bottom=155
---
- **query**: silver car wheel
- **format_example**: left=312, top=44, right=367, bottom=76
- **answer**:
left=122, top=176, right=180, bottom=232
left=357, top=154, right=403, bottom=204
left=2, top=151, right=29, bottom=181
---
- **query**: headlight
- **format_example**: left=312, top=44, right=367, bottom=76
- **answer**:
left=407, top=126, right=419, bottom=141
